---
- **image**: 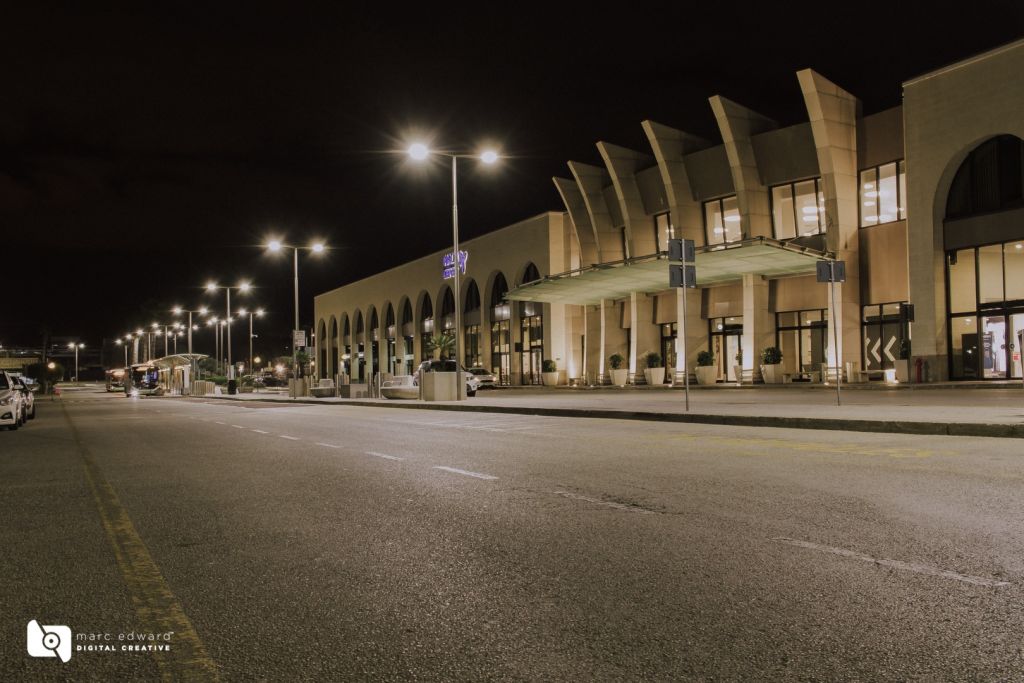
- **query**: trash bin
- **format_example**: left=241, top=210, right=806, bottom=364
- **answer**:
left=227, top=379, right=238, bottom=395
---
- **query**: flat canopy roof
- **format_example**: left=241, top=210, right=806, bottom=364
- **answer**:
left=149, top=353, right=208, bottom=369
left=507, top=237, right=829, bottom=305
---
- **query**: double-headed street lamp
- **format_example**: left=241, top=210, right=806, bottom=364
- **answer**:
left=266, top=240, right=325, bottom=392
left=67, top=341, right=84, bottom=382
left=237, top=307, right=265, bottom=376
left=205, top=282, right=250, bottom=379
left=407, top=142, right=499, bottom=400
left=172, top=306, right=208, bottom=355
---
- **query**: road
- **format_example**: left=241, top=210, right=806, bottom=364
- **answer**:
left=3, top=388, right=1024, bottom=680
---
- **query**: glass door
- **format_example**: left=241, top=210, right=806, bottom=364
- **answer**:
left=1012, top=313, right=1024, bottom=378
left=981, top=315, right=1007, bottom=379
left=725, top=334, right=742, bottom=382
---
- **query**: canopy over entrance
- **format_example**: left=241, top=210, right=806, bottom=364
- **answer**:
left=507, top=237, right=830, bottom=305
left=151, top=353, right=207, bottom=369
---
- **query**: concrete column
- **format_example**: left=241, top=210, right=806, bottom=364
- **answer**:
left=798, top=69, right=862, bottom=375
left=598, top=142, right=657, bottom=258
left=674, top=287, right=704, bottom=383
left=598, top=298, right=607, bottom=383
left=568, top=162, right=623, bottom=263
left=742, top=275, right=773, bottom=382
left=628, top=292, right=659, bottom=384
left=710, top=96, right=777, bottom=239
left=642, top=121, right=710, bottom=246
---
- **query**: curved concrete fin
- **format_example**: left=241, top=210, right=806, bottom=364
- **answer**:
left=568, top=161, right=623, bottom=263
left=553, top=176, right=600, bottom=265
left=642, top=120, right=710, bottom=245
left=597, top=142, right=656, bottom=258
left=710, top=95, right=777, bottom=239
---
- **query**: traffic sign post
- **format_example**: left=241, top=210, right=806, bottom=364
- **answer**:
left=668, top=239, right=696, bottom=411
left=817, top=260, right=846, bottom=406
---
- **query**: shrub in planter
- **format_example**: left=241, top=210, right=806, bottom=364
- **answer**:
left=642, top=351, right=665, bottom=385
left=695, top=350, right=717, bottom=385
left=759, top=346, right=783, bottom=384
left=542, top=359, right=557, bottom=373
left=541, top=359, right=559, bottom=386
left=608, top=353, right=628, bottom=386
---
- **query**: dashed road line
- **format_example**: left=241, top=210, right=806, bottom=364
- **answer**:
left=316, top=442, right=341, bottom=449
left=280, top=435, right=301, bottom=441
left=251, top=429, right=269, bottom=434
left=214, top=421, right=226, bottom=425
left=231, top=425, right=245, bottom=429
left=365, top=451, right=404, bottom=461
left=433, top=466, right=497, bottom=480
left=773, top=537, right=1011, bottom=588
left=553, top=490, right=656, bottom=514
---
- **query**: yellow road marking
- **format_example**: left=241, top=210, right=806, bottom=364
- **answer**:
left=62, top=404, right=219, bottom=680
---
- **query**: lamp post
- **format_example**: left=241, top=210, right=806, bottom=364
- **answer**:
left=237, top=307, right=265, bottom=377
left=205, top=282, right=250, bottom=379
left=172, top=306, right=208, bottom=355
left=407, top=142, right=499, bottom=400
left=266, top=240, right=325, bottom=396
left=67, top=342, right=84, bottom=382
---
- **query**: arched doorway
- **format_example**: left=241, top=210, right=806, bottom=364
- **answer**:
left=518, top=263, right=544, bottom=385
left=489, top=273, right=511, bottom=385
left=419, top=293, right=434, bottom=360
left=463, top=279, right=481, bottom=367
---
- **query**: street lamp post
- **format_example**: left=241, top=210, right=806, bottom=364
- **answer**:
left=266, top=241, right=325, bottom=396
left=237, top=308, right=265, bottom=377
left=68, top=342, right=84, bottom=382
left=205, top=282, right=250, bottom=380
left=173, top=306, right=208, bottom=355
left=407, top=143, right=499, bottom=400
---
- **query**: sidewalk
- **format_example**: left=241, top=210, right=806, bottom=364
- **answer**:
left=202, top=384, right=1024, bottom=439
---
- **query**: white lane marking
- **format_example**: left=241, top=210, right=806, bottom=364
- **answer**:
left=553, top=490, right=655, bottom=514
left=231, top=425, right=246, bottom=429
left=251, top=429, right=269, bottom=434
left=280, top=435, right=301, bottom=441
left=773, top=537, right=1011, bottom=588
left=433, top=466, right=497, bottom=480
left=365, top=451, right=404, bottom=461
left=316, top=442, right=341, bottom=449
left=214, top=421, right=226, bottom=425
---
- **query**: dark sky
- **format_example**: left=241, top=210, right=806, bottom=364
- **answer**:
left=2, top=4, right=1022, bottom=357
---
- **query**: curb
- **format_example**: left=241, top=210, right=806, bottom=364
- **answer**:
left=201, top=395, right=1024, bottom=439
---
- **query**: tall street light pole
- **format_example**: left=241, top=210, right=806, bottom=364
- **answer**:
left=407, top=143, right=500, bottom=401
left=238, top=308, right=265, bottom=376
left=173, top=306, right=208, bottom=355
left=68, top=342, right=84, bottom=382
left=206, top=282, right=251, bottom=379
left=266, top=240, right=325, bottom=397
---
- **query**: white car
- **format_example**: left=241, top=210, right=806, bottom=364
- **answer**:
left=12, top=376, right=35, bottom=420
left=0, top=371, right=25, bottom=430
left=415, top=360, right=479, bottom=397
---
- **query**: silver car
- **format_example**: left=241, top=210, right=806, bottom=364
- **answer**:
left=466, top=366, right=497, bottom=389
left=0, top=371, right=25, bottom=430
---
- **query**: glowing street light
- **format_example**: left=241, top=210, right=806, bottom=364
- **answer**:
left=265, top=239, right=327, bottom=396
left=204, top=282, right=251, bottom=380
left=406, top=141, right=501, bottom=400
left=67, top=341, right=85, bottom=382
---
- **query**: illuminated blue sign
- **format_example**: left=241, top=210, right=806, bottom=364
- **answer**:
left=442, top=250, right=469, bottom=280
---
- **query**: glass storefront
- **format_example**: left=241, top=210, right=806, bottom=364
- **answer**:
left=776, top=310, right=828, bottom=377
left=491, top=319, right=510, bottom=385
left=660, top=323, right=676, bottom=382
left=708, top=316, right=742, bottom=382
left=861, top=304, right=906, bottom=376
left=464, top=325, right=480, bottom=367
left=947, top=240, right=1024, bottom=379
left=520, top=308, right=543, bottom=385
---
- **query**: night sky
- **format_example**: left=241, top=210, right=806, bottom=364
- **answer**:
left=2, top=5, right=1022, bottom=358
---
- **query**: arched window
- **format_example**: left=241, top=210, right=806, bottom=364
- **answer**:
left=354, top=311, right=364, bottom=334
left=440, top=288, right=455, bottom=317
left=490, top=273, right=508, bottom=308
left=521, top=262, right=541, bottom=284
left=369, top=308, right=378, bottom=330
left=343, top=316, right=350, bottom=336
left=402, top=299, right=413, bottom=325
left=947, top=135, right=1024, bottom=219
left=385, top=304, right=395, bottom=327
left=420, top=294, right=433, bottom=320
left=464, top=280, right=481, bottom=313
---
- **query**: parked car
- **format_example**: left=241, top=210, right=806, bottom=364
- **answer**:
left=415, top=360, right=479, bottom=397
left=0, top=371, right=25, bottom=430
left=12, top=376, right=35, bottom=420
left=466, top=366, right=497, bottom=388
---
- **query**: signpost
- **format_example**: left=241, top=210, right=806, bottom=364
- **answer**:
left=668, top=239, right=696, bottom=411
left=817, top=260, right=846, bottom=406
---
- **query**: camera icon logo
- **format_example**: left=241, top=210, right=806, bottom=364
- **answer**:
left=27, top=620, right=72, bottom=663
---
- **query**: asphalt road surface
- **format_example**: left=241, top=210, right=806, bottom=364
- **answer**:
left=3, top=388, right=1024, bottom=681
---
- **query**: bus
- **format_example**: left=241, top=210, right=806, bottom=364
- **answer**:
left=125, top=363, right=164, bottom=397
left=105, top=368, right=126, bottom=392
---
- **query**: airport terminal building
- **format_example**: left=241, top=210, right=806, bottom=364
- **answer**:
left=314, top=40, right=1024, bottom=386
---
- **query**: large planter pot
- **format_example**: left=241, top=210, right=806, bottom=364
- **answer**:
left=609, top=368, right=628, bottom=386
left=542, top=371, right=559, bottom=386
left=895, top=359, right=910, bottom=383
left=760, top=363, right=782, bottom=384
left=695, top=366, right=718, bottom=385
left=644, top=367, right=666, bottom=386
left=733, top=365, right=743, bottom=384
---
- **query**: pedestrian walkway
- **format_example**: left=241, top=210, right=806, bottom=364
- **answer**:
left=199, top=383, right=1024, bottom=439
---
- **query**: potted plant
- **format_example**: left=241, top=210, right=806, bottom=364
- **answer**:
left=541, top=359, right=559, bottom=386
left=695, top=350, right=717, bottom=385
left=895, top=338, right=911, bottom=383
left=608, top=353, right=628, bottom=386
left=643, top=351, right=665, bottom=386
left=426, top=333, right=454, bottom=360
left=759, top=346, right=783, bottom=384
